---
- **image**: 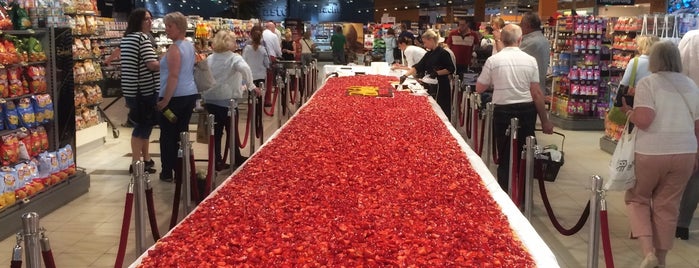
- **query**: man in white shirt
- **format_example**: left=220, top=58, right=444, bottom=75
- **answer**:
left=262, top=21, right=283, bottom=106
left=392, top=36, right=426, bottom=70
left=475, top=24, right=553, bottom=193
left=679, top=29, right=699, bottom=86
left=676, top=28, right=699, bottom=241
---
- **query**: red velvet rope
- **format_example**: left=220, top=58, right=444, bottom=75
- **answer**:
left=145, top=188, right=160, bottom=241
left=289, top=76, right=298, bottom=105
left=205, top=134, right=215, bottom=196
left=41, top=249, right=56, bottom=268
left=473, top=109, right=480, bottom=154
left=458, top=92, right=466, bottom=127
left=491, top=125, right=499, bottom=165
left=169, top=158, right=184, bottom=229
left=235, top=99, right=253, bottom=149
left=11, top=261, right=21, bottom=268
left=115, top=192, right=134, bottom=268
left=189, top=154, right=199, bottom=203
left=537, top=175, right=590, bottom=235
left=263, top=86, right=280, bottom=116
left=510, top=138, right=520, bottom=207
left=600, top=209, right=615, bottom=268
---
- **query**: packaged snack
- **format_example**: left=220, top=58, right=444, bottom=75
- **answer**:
left=7, top=67, right=22, bottom=97
left=36, top=126, right=48, bottom=151
left=17, top=97, right=36, bottom=128
left=1, top=166, right=18, bottom=193
left=1, top=166, right=17, bottom=206
left=14, top=163, right=30, bottom=198
left=0, top=101, right=4, bottom=130
left=27, top=66, right=47, bottom=93
left=2, top=99, right=20, bottom=130
left=58, top=145, right=75, bottom=170
left=0, top=67, right=8, bottom=98
left=38, top=151, right=60, bottom=183
left=1, top=133, right=19, bottom=166
left=0, top=5, right=12, bottom=30
left=2, top=40, right=19, bottom=64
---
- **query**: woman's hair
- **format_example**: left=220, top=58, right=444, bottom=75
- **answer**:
left=491, top=16, right=505, bottom=29
left=421, top=29, right=439, bottom=43
left=648, top=40, right=683, bottom=73
left=387, top=28, right=395, bottom=35
left=211, top=30, right=236, bottom=53
left=124, top=8, right=151, bottom=35
left=284, top=30, right=292, bottom=40
left=250, top=25, right=263, bottom=50
left=636, top=35, right=660, bottom=55
left=163, top=12, right=187, bottom=34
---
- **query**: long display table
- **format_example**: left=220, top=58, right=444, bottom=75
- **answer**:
left=130, top=75, right=558, bottom=267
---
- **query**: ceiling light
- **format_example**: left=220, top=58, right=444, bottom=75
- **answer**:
left=375, top=9, right=378, bottom=11
left=384, top=8, right=387, bottom=11
left=448, top=0, right=452, bottom=3
left=358, top=10, right=361, bottom=13
left=503, top=6, right=507, bottom=9
left=416, top=5, right=420, bottom=8
left=436, top=3, right=440, bottom=6
left=394, top=7, right=398, bottom=10
left=404, top=6, right=408, bottom=9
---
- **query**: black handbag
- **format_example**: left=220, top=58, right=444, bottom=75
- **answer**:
left=127, top=42, right=158, bottom=126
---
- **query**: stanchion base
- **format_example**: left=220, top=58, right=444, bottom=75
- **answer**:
left=0, top=171, right=90, bottom=240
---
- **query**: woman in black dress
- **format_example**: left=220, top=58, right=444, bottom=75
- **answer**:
left=400, top=30, right=455, bottom=120
left=281, top=30, right=296, bottom=61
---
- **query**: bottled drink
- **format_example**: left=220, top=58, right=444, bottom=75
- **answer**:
left=162, top=107, right=178, bottom=123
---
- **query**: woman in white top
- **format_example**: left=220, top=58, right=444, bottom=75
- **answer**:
left=203, top=30, right=260, bottom=170
left=242, top=25, right=268, bottom=88
left=621, top=41, right=699, bottom=268
left=616, top=35, right=659, bottom=106
left=391, top=36, right=426, bottom=70
left=299, top=31, right=316, bottom=66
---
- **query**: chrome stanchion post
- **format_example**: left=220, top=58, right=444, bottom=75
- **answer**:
left=467, top=92, right=477, bottom=146
left=207, top=113, right=216, bottom=186
left=483, top=102, right=494, bottom=166
left=132, top=160, right=147, bottom=254
left=12, top=234, right=22, bottom=266
left=20, top=212, right=41, bottom=268
left=180, top=132, right=193, bottom=216
left=228, top=99, right=237, bottom=169
left=294, top=67, right=301, bottom=110
left=249, top=90, right=257, bottom=155
left=524, top=136, right=536, bottom=220
left=588, top=175, right=603, bottom=268
left=508, top=117, right=519, bottom=199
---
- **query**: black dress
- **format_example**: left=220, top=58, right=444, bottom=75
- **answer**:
left=412, top=46, right=455, bottom=119
left=282, top=40, right=295, bottom=61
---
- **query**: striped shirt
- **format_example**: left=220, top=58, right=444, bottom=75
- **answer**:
left=120, top=32, right=159, bottom=97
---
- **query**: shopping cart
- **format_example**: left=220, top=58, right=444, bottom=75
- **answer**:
left=534, top=130, right=565, bottom=182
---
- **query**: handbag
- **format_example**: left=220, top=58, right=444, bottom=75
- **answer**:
left=614, top=57, right=638, bottom=107
left=605, top=120, right=637, bottom=191
left=194, top=56, right=215, bottom=92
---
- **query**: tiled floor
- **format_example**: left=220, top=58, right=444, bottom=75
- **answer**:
left=1, top=73, right=699, bottom=267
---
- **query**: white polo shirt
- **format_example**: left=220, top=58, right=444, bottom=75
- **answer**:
left=477, top=46, right=539, bottom=105
left=679, top=29, right=699, bottom=87
left=403, top=45, right=426, bottom=68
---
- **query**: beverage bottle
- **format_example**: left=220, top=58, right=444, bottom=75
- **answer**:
left=162, top=107, right=178, bottom=123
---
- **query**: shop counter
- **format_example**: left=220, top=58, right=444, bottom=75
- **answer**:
left=130, top=75, right=558, bottom=267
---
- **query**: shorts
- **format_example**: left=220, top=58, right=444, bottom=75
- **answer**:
left=125, top=96, right=155, bottom=139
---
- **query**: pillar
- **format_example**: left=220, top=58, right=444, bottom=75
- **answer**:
left=474, top=0, right=485, bottom=23
left=538, top=0, right=558, bottom=19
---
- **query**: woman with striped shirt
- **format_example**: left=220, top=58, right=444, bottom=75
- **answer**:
left=120, top=8, right=160, bottom=174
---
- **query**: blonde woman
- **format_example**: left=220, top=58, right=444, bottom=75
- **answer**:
left=281, top=29, right=297, bottom=61
left=157, top=12, right=198, bottom=182
left=203, top=30, right=260, bottom=170
left=617, top=35, right=660, bottom=105
left=491, top=16, right=506, bottom=54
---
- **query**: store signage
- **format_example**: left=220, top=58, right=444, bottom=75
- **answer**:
left=596, top=0, right=634, bottom=5
left=259, top=0, right=288, bottom=22
left=318, top=2, right=341, bottom=21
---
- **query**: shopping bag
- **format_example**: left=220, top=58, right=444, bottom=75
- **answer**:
left=196, top=112, right=210, bottom=144
left=194, top=58, right=215, bottom=92
left=605, top=122, right=636, bottom=191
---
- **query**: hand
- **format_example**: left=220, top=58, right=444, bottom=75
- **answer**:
left=400, top=75, right=407, bottom=84
left=156, top=99, right=168, bottom=111
left=541, top=120, right=554, bottom=134
left=621, top=97, right=631, bottom=113
left=429, top=69, right=438, bottom=78
left=253, top=87, right=263, bottom=97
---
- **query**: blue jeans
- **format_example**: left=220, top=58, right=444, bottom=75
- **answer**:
left=158, top=95, right=197, bottom=177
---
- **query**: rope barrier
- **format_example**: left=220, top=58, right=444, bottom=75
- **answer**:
left=600, top=207, right=614, bottom=268
left=10, top=260, right=20, bottom=268
left=191, top=153, right=201, bottom=202
left=290, top=75, right=298, bottom=105
left=235, top=98, right=253, bottom=149
left=459, top=91, right=466, bottom=128
left=169, top=158, right=184, bottom=229
left=115, top=190, right=134, bottom=268
left=40, top=232, right=56, bottom=268
left=204, top=133, right=215, bottom=196
left=491, top=130, right=499, bottom=165
left=263, top=86, right=280, bottom=116
left=255, top=96, right=264, bottom=139
left=474, top=111, right=481, bottom=155
left=145, top=187, right=160, bottom=241
left=510, top=136, right=520, bottom=207
left=11, top=235, right=22, bottom=268
left=537, top=175, right=590, bottom=235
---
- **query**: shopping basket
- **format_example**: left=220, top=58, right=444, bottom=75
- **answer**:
left=533, top=130, right=565, bottom=182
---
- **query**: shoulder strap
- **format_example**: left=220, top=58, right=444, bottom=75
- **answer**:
left=660, top=74, right=695, bottom=119
left=629, top=57, right=639, bottom=87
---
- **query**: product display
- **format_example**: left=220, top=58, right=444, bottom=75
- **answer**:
left=133, top=75, right=556, bottom=266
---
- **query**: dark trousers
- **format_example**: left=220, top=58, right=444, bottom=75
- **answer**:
left=678, top=171, right=699, bottom=228
left=493, top=102, right=537, bottom=192
left=333, top=49, right=345, bottom=65
left=159, top=95, right=197, bottom=177
left=455, top=64, right=468, bottom=80
left=426, top=79, right=452, bottom=121
left=205, top=104, right=243, bottom=164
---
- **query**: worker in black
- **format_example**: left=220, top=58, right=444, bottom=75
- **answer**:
left=401, top=29, right=455, bottom=120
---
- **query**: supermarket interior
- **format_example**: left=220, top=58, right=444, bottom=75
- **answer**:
left=0, top=0, right=699, bottom=267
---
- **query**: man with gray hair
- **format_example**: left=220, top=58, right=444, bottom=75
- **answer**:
left=475, top=24, right=553, bottom=194
left=262, top=21, right=282, bottom=106
left=520, top=12, right=550, bottom=96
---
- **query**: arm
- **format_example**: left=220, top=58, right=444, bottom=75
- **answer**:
left=475, top=82, right=489, bottom=94
left=493, top=30, right=504, bottom=52
left=435, top=50, right=455, bottom=76
left=105, top=47, right=120, bottom=66
left=141, top=35, right=160, bottom=71
left=235, top=58, right=261, bottom=96
left=531, top=82, right=554, bottom=134
left=157, top=44, right=181, bottom=111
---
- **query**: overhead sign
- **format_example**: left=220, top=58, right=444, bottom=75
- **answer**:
left=596, top=0, right=634, bottom=5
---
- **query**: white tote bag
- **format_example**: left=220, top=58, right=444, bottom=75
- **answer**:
left=605, top=121, right=637, bottom=191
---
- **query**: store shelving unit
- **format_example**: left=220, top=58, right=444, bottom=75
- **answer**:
left=0, top=27, right=89, bottom=239
left=549, top=16, right=609, bottom=130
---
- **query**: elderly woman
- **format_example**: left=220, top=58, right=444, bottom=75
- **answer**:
left=157, top=12, right=198, bottom=182
left=299, top=31, right=316, bottom=66
left=621, top=41, right=699, bottom=268
left=120, top=8, right=159, bottom=174
left=203, top=30, right=260, bottom=171
left=615, top=35, right=660, bottom=106
left=400, top=29, right=455, bottom=119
